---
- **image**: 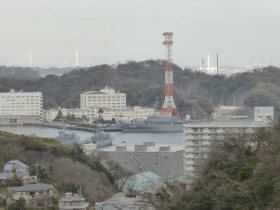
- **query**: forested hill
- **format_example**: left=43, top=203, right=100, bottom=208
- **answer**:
left=0, top=66, right=40, bottom=80
left=0, top=60, right=280, bottom=117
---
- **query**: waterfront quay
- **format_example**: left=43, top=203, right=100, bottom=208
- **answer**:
left=0, top=122, right=122, bottom=133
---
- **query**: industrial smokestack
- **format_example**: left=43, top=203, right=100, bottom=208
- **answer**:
left=207, top=53, right=210, bottom=72
left=75, top=50, right=79, bottom=67
left=217, top=53, right=219, bottom=75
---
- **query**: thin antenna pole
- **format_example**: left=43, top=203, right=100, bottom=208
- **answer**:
left=36, top=162, right=38, bottom=183
left=207, top=54, right=210, bottom=72
left=216, top=53, right=219, bottom=75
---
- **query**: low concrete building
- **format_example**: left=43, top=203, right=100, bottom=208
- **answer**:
left=44, top=106, right=154, bottom=123
left=102, top=106, right=154, bottom=121
left=95, top=192, right=155, bottom=210
left=43, top=107, right=98, bottom=123
left=59, top=193, right=89, bottom=210
left=99, top=142, right=184, bottom=177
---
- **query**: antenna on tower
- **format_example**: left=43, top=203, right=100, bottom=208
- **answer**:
left=160, top=32, right=179, bottom=118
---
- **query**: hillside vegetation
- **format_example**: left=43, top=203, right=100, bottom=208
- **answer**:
left=165, top=121, right=280, bottom=210
left=1, top=61, right=280, bottom=117
left=0, top=131, right=116, bottom=204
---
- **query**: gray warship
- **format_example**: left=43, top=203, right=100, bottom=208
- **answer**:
left=117, top=115, right=183, bottom=133
left=56, top=131, right=80, bottom=144
left=79, top=131, right=114, bottom=148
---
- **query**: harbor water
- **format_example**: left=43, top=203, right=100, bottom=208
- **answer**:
left=0, top=126, right=184, bottom=146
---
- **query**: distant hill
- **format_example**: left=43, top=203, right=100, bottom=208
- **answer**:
left=35, top=67, right=75, bottom=77
left=0, top=60, right=280, bottom=118
left=0, top=66, right=40, bottom=80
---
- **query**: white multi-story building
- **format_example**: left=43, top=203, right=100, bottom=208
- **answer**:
left=0, top=90, right=43, bottom=123
left=43, top=108, right=98, bottom=122
left=183, top=106, right=274, bottom=184
left=44, top=106, right=154, bottom=123
left=80, top=87, right=126, bottom=109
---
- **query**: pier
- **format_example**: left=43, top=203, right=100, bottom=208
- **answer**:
left=0, top=122, right=122, bottom=133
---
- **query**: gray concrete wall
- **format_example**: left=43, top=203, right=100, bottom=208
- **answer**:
left=104, top=150, right=184, bottom=177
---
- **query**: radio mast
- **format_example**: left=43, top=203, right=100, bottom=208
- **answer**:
left=160, top=32, right=179, bottom=118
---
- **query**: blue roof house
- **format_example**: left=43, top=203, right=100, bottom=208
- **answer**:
left=4, top=160, right=29, bottom=178
left=118, top=171, right=167, bottom=196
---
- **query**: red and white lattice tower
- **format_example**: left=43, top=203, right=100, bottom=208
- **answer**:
left=160, top=32, right=179, bottom=118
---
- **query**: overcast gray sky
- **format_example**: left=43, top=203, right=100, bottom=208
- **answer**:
left=0, top=0, right=279, bottom=68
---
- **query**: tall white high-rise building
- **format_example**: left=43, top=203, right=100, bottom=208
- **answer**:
left=0, top=90, right=43, bottom=122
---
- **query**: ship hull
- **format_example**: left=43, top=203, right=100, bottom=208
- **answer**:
left=90, top=131, right=114, bottom=147
left=96, top=139, right=113, bottom=147
left=120, top=123, right=183, bottom=133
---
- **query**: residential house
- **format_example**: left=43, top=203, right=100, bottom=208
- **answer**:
left=118, top=171, right=170, bottom=198
left=4, top=160, right=29, bottom=178
left=59, top=193, right=89, bottom=210
left=12, top=183, right=54, bottom=205
left=95, top=192, right=155, bottom=210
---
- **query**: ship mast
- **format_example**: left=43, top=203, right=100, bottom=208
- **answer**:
left=160, top=32, right=179, bottom=118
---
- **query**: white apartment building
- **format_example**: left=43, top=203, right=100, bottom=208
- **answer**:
left=0, top=90, right=43, bottom=123
left=80, top=87, right=126, bottom=109
left=183, top=106, right=274, bottom=184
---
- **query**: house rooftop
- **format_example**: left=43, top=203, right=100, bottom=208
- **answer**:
left=99, top=143, right=184, bottom=152
left=0, top=173, right=14, bottom=180
left=13, top=184, right=53, bottom=192
left=59, top=193, right=87, bottom=201
left=97, top=192, right=150, bottom=205
left=119, top=171, right=163, bottom=192
left=7, top=160, right=29, bottom=169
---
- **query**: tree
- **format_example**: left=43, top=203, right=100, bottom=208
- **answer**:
left=165, top=122, right=280, bottom=210
left=54, top=110, right=63, bottom=121
left=16, top=197, right=26, bottom=210
left=8, top=172, right=21, bottom=187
